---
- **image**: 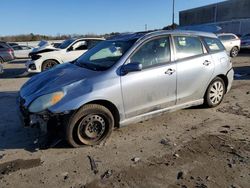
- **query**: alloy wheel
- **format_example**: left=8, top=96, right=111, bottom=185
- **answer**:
left=209, top=81, right=224, bottom=105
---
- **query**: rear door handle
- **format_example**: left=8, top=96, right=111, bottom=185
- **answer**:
left=203, top=60, right=211, bottom=66
left=165, top=68, right=175, bottom=75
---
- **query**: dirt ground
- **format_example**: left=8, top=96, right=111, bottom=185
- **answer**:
left=0, top=51, right=250, bottom=188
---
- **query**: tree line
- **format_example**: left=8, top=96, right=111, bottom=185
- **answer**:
left=0, top=24, right=178, bottom=42
left=0, top=32, right=121, bottom=42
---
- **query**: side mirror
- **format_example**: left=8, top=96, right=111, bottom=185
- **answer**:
left=121, top=62, right=142, bottom=75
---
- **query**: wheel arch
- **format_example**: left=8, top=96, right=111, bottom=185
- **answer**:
left=41, top=59, right=61, bottom=71
left=42, top=58, right=60, bottom=65
left=216, top=74, right=228, bottom=92
left=85, top=100, right=120, bottom=128
left=204, top=74, right=228, bottom=98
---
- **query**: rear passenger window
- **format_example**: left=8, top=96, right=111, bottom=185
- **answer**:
left=218, top=35, right=235, bottom=41
left=173, top=36, right=203, bottom=60
left=203, top=37, right=225, bottom=52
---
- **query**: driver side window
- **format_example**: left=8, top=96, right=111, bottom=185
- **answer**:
left=72, top=41, right=87, bottom=51
left=129, top=36, right=170, bottom=69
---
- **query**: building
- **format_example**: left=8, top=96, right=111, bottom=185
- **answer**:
left=179, top=0, right=250, bottom=35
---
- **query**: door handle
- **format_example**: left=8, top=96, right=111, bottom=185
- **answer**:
left=165, top=68, right=175, bottom=75
left=203, top=60, right=211, bottom=66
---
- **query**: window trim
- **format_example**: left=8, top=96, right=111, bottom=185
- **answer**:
left=201, top=36, right=225, bottom=54
left=124, top=35, right=172, bottom=70
left=171, top=34, right=206, bottom=62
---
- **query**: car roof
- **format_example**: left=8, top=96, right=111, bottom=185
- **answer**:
left=108, top=30, right=217, bottom=42
left=217, top=33, right=237, bottom=36
left=73, top=38, right=105, bottom=42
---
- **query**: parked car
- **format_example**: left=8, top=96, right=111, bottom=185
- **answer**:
left=240, top=35, right=250, bottom=49
left=217, top=33, right=241, bottom=57
left=26, top=38, right=104, bottom=73
left=51, top=42, right=61, bottom=48
left=0, top=42, right=15, bottom=63
left=12, top=45, right=33, bottom=58
left=19, top=30, right=234, bottom=147
left=8, top=42, right=19, bottom=47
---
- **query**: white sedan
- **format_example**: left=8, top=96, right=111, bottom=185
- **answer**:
left=26, top=38, right=104, bottom=73
left=12, top=45, right=33, bottom=59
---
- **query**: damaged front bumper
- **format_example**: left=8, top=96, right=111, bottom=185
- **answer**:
left=17, top=96, right=66, bottom=133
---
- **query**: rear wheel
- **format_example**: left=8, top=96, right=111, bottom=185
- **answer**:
left=230, top=47, right=239, bottom=57
left=42, top=60, right=58, bottom=71
left=64, top=104, right=114, bottom=147
left=204, top=77, right=225, bottom=108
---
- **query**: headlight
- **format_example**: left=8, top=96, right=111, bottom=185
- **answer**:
left=29, top=91, right=65, bottom=113
left=31, top=54, right=41, bottom=60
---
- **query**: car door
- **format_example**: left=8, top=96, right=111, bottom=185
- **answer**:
left=20, top=46, right=31, bottom=58
left=63, top=40, right=88, bottom=62
left=172, top=35, right=215, bottom=104
left=121, top=36, right=177, bottom=118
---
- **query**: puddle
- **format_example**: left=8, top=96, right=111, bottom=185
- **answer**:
left=0, top=158, right=41, bottom=178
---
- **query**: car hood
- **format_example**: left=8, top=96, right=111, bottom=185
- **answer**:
left=30, top=44, right=59, bottom=56
left=20, top=63, right=98, bottom=104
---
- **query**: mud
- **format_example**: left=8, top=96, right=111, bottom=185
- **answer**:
left=0, top=158, right=41, bottom=178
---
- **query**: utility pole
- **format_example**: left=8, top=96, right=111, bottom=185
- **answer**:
left=145, top=24, right=148, bottom=31
left=172, top=0, right=175, bottom=29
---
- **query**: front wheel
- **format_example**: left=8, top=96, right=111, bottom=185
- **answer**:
left=64, top=104, right=114, bottom=147
left=42, top=60, right=58, bottom=71
left=204, top=77, right=226, bottom=108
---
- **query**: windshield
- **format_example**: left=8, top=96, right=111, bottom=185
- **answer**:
left=58, top=39, right=75, bottom=49
left=75, top=40, right=136, bottom=71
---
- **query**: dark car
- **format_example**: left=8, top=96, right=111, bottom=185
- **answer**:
left=0, top=42, right=15, bottom=63
left=8, top=42, right=19, bottom=47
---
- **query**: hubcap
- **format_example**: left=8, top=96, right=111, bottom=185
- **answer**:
left=232, top=48, right=238, bottom=57
left=209, top=81, right=224, bottom=105
left=78, top=115, right=106, bottom=141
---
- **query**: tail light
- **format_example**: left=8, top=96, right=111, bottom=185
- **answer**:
left=8, top=49, right=14, bottom=55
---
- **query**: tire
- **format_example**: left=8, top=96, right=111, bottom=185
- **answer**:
left=204, top=77, right=226, bottom=108
left=64, top=104, right=114, bottom=147
left=230, top=47, right=239, bottom=57
left=41, top=60, right=58, bottom=71
left=0, top=57, right=4, bottom=64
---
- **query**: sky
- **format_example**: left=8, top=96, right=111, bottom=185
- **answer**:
left=0, top=0, right=226, bottom=36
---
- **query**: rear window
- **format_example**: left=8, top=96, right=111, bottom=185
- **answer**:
left=173, top=36, right=204, bottom=60
left=218, top=35, right=236, bottom=41
left=203, top=37, right=225, bottom=52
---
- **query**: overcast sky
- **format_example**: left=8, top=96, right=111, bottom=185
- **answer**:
left=0, top=0, right=226, bottom=36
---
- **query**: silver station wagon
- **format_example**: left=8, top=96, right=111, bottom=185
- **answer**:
left=19, top=30, right=234, bottom=147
